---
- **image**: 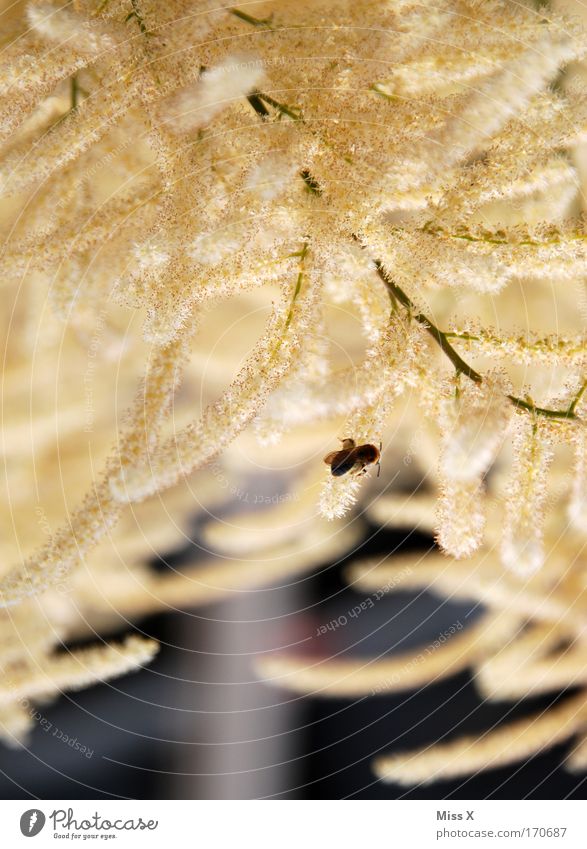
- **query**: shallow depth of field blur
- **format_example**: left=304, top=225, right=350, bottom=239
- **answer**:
left=1, top=0, right=587, bottom=799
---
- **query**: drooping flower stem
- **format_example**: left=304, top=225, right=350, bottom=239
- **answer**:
left=70, top=75, right=80, bottom=110
left=374, top=261, right=482, bottom=383
left=250, top=90, right=302, bottom=121
left=506, top=391, right=585, bottom=420
left=229, top=7, right=273, bottom=29
left=374, top=262, right=583, bottom=422
left=568, top=381, right=587, bottom=415
left=126, top=0, right=151, bottom=38
left=283, top=243, right=308, bottom=332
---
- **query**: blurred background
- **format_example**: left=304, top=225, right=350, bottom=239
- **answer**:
left=0, top=519, right=584, bottom=800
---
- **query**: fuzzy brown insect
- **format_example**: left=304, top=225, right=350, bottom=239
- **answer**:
left=323, top=438, right=381, bottom=477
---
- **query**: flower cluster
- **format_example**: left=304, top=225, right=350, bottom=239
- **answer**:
left=1, top=0, right=587, bottom=783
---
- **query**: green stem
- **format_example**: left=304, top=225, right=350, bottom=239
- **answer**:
left=370, top=83, right=399, bottom=102
left=229, top=7, right=273, bottom=28
left=374, top=262, right=482, bottom=383
left=505, top=395, right=575, bottom=419
left=246, top=93, right=270, bottom=118
left=127, top=0, right=150, bottom=36
left=284, top=242, right=308, bottom=331
left=53, top=74, right=82, bottom=127
left=70, top=75, right=80, bottom=110
left=426, top=226, right=587, bottom=248
left=255, top=91, right=302, bottom=121
left=267, top=243, right=308, bottom=364
left=569, top=380, right=587, bottom=415
left=300, top=169, right=321, bottom=195
left=234, top=14, right=582, bottom=421
left=444, top=331, right=480, bottom=341
left=374, top=261, right=582, bottom=422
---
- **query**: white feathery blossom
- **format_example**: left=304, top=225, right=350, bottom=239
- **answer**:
left=319, top=473, right=364, bottom=521
left=388, top=32, right=586, bottom=192
left=501, top=422, right=554, bottom=577
left=26, top=2, right=116, bottom=55
left=160, top=53, right=266, bottom=134
left=2, top=0, right=587, bottom=781
left=0, top=636, right=158, bottom=704
left=131, top=240, right=171, bottom=273
left=245, top=153, right=298, bottom=202
left=474, top=158, right=579, bottom=210
left=318, top=316, right=425, bottom=519
left=439, top=376, right=512, bottom=483
left=568, top=429, right=587, bottom=533
left=188, top=222, right=247, bottom=266
left=436, top=477, right=485, bottom=559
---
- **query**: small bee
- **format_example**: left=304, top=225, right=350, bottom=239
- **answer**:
left=324, top=438, right=382, bottom=478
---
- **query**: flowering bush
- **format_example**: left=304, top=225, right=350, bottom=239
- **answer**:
left=1, top=0, right=587, bottom=784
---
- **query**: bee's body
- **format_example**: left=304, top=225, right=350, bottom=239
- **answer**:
left=324, top=438, right=381, bottom=477
left=325, top=447, right=357, bottom=477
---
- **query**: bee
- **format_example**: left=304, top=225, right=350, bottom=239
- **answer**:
left=324, top=438, right=382, bottom=478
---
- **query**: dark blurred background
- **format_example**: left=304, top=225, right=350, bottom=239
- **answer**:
left=1, top=523, right=585, bottom=800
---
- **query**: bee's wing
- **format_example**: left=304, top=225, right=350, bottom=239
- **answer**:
left=323, top=451, right=338, bottom=465
left=331, top=452, right=356, bottom=476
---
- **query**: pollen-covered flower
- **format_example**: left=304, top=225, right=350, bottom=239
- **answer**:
left=26, top=1, right=116, bottom=55
left=159, top=53, right=266, bottom=134
left=500, top=421, right=554, bottom=577
left=439, top=375, right=512, bottom=483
